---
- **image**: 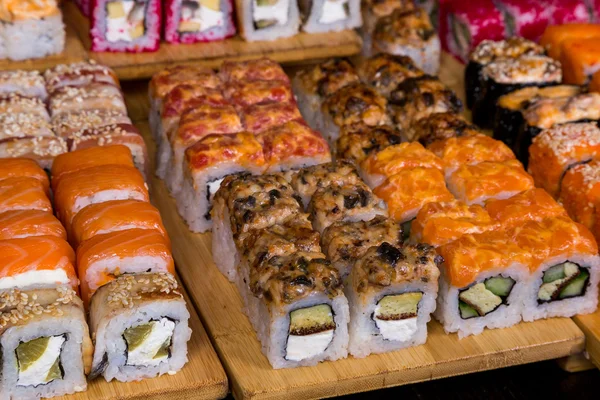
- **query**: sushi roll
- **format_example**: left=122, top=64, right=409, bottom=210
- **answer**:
left=242, top=102, right=302, bottom=134
left=178, top=133, right=266, bottom=234
left=223, top=79, right=293, bottom=110
left=0, top=177, right=52, bottom=214
left=408, top=112, right=479, bottom=146
left=0, top=137, right=67, bottom=170
left=361, top=0, right=414, bottom=54
left=321, top=216, right=402, bottom=278
left=0, top=113, right=53, bottom=140
left=335, top=123, right=403, bottom=165
left=0, top=158, right=50, bottom=193
left=0, top=70, right=47, bottom=100
left=360, top=142, right=444, bottom=189
left=299, top=0, right=362, bottom=33
left=465, top=38, right=544, bottom=110
left=77, top=229, right=175, bottom=304
left=546, top=0, right=593, bottom=25
left=219, top=58, right=290, bottom=82
left=0, top=236, right=77, bottom=291
left=447, top=160, right=534, bottom=206
left=71, top=200, right=168, bottom=248
left=358, top=53, right=424, bottom=99
left=291, top=161, right=362, bottom=209
left=321, top=83, right=390, bottom=144
left=0, top=210, right=66, bottom=241
left=485, top=188, right=567, bottom=231
left=0, top=95, right=49, bottom=120
left=234, top=0, right=300, bottom=42
left=560, top=38, right=600, bottom=85
left=373, top=167, right=454, bottom=228
left=511, top=216, right=600, bottom=321
left=308, top=181, right=388, bottom=233
left=559, top=160, right=600, bottom=231
left=51, top=110, right=133, bottom=138
left=88, top=273, right=191, bottom=382
left=48, top=84, right=128, bottom=117
left=435, top=230, right=531, bottom=338
left=592, top=71, right=600, bottom=93
left=493, top=0, right=550, bottom=41
left=0, top=287, right=93, bottom=399
left=0, top=0, right=65, bottom=61
left=90, top=0, right=162, bottom=53
left=164, top=0, right=236, bottom=44
left=44, top=62, right=120, bottom=94
left=410, top=200, right=497, bottom=248
left=528, top=123, right=600, bottom=198
left=346, top=242, right=440, bottom=357
left=427, top=134, right=515, bottom=178
left=540, top=23, right=600, bottom=60
left=372, top=8, right=440, bottom=75
left=472, top=55, right=562, bottom=128
left=389, top=75, right=462, bottom=132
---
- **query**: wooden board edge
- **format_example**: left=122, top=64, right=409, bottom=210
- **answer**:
left=555, top=353, right=596, bottom=373
left=572, top=315, right=600, bottom=371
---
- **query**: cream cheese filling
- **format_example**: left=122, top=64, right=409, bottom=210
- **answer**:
left=17, top=336, right=65, bottom=387
left=126, top=318, right=175, bottom=366
left=253, top=0, right=290, bottom=27
left=319, top=0, right=348, bottom=24
left=0, top=269, right=70, bottom=291
left=285, top=330, right=334, bottom=361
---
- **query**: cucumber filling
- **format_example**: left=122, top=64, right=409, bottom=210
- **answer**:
left=373, top=292, right=422, bottom=341
left=458, top=276, right=515, bottom=319
left=124, top=318, right=175, bottom=366
left=16, top=335, right=65, bottom=387
left=286, top=304, right=335, bottom=361
left=538, top=262, right=590, bottom=303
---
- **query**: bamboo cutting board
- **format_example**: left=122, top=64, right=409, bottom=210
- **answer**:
left=573, top=312, right=600, bottom=370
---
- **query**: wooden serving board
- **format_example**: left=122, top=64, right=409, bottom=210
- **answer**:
left=573, top=312, right=600, bottom=370
left=64, top=2, right=362, bottom=81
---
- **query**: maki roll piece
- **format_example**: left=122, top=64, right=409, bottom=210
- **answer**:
left=0, top=96, right=49, bottom=120
left=409, top=112, right=478, bottom=146
left=71, top=200, right=168, bottom=248
left=53, top=165, right=149, bottom=227
left=0, top=113, right=53, bottom=140
left=410, top=200, right=496, bottom=248
left=0, top=137, right=67, bottom=170
left=299, top=0, right=362, bottom=33
left=559, top=160, right=600, bottom=231
left=0, top=236, right=77, bottom=291
left=292, top=58, right=360, bottom=131
left=211, top=173, right=300, bottom=280
left=321, top=83, right=390, bottom=144
left=219, top=58, right=290, bottom=83
left=473, top=55, right=562, bottom=128
left=90, top=0, right=162, bottom=53
left=485, top=188, right=567, bottom=231
left=178, top=133, right=266, bottom=234
left=308, top=181, right=388, bottom=233
left=0, top=158, right=50, bottom=193
left=158, top=103, right=243, bottom=193
left=242, top=102, right=302, bottom=134
left=435, top=230, right=531, bottom=338
left=291, top=161, right=362, bottom=209
left=0, top=287, right=92, bottom=399
left=546, top=0, right=592, bottom=25
left=561, top=38, right=600, bottom=85
left=335, top=123, right=403, bottom=165
left=372, top=8, right=440, bottom=75
left=164, top=0, right=236, bottom=44
left=51, top=110, right=133, bottom=138
left=0, top=210, right=66, bottom=241
left=358, top=53, right=424, bottom=99
left=321, top=216, right=402, bottom=278
left=389, top=75, right=462, bottom=132
left=235, top=0, right=300, bottom=42
left=0, top=70, right=47, bottom=100
left=373, top=167, right=454, bottom=225
left=89, top=273, right=191, bottom=382
left=465, top=38, right=544, bottom=109
left=494, top=0, right=550, bottom=41
left=223, top=80, right=293, bottom=110
left=44, top=62, right=120, bottom=95
left=257, top=120, right=332, bottom=174
left=427, top=134, right=515, bottom=178
left=361, top=0, right=414, bottom=53
left=528, top=123, right=600, bottom=198
left=48, top=84, right=127, bottom=118
left=510, top=216, right=600, bottom=321
left=77, top=229, right=175, bottom=304
left=0, top=177, right=52, bottom=214
left=447, top=160, right=534, bottom=206
left=540, top=23, right=600, bottom=60
left=347, top=242, right=440, bottom=357
left=360, top=142, right=444, bottom=189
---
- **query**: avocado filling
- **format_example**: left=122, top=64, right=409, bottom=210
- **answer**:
left=458, top=276, right=515, bottom=319
left=16, top=335, right=65, bottom=387
left=253, top=0, right=290, bottom=29
left=373, top=292, right=422, bottom=341
left=124, top=318, right=175, bottom=366
left=286, top=304, right=335, bottom=361
left=538, top=262, right=590, bottom=303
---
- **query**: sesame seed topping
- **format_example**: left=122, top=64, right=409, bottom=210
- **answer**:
left=533, top=123, right=600, bottom=165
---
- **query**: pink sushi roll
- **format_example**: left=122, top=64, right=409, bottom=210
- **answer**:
left=90, top=0, right=162, bottom=53
left=546, top=0, right=592, bottom=25
left=494, top=0, right=551, bottom=41
left=164, top=0, right=236, bottom=44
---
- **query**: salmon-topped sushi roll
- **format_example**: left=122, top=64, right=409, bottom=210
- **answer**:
left=77, top=229, right=175, bottom=304
left=53, top=165, right=149, bottom=227
left=360, top=142, right=444, bottom=188
left=0, top=158, right=49, bottom=194
left=561, top=38, right=600, bottom=85
left=335, top=123, right=403, bottom=165
left=71, top=200, right=168, bottom=248
left=410, top=200, right=497, bottom=248
left=374, top=167, right=454, bottom=226
left=219, top=58, right=289, bottom=83
left=51, top=145, right=135, bottom=191
left=510, top=216, right=600, bottom=321
left=428, top=134, right=515, bottom=177
left=0, top=236, right=77, bottom=291
left=223, top=80, right=293, bottom=110
left=0, top=210, right=66, bottom=241
left=485, top=188, right=567, bottom=231
left=448, top=160, right=534, bottom=206
left=540, top=23, right=600, bottom=60
left=559, top=160, right=600, bottom=231
left=529, top=123, right=600, bottom=198
left=0, top=177, right=52, bottom=214
left=242, top=102, right=302, bottom=134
